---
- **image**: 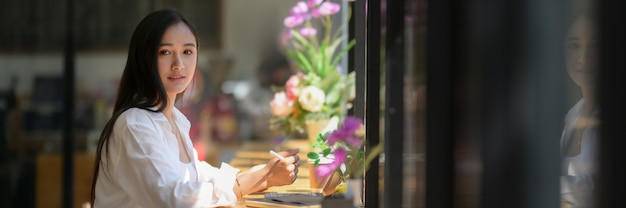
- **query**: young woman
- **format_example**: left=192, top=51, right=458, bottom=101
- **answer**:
left=90, top=9, right=300, bottom=207
left=560, top=10, right=598, bottom=208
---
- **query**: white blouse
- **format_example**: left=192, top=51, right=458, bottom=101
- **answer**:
left=560, top=99, right=598, bottom=207
left=94, top=107, right=239, bottom=208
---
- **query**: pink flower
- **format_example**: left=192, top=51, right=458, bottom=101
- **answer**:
left=326, top=116, right=363, bottom=147
left=318, top=2, right=340, bottom=16
left=285, top=86, right=299, bottom=101
left=285, top=74, right=302, bottom=101
left=316, top=148, right=348, bottom=177
left=290, top=1, right=309, bottom=15
left=270, top=92, right=294, bottom=117
left=284, top=15, right=304, bottom=28
left=310, top=8, right=321, bottom=18
left=286, top=73, right=302, bottom=87
left=299, top=27, right=317, bottom=38
left=306, top=0, right=323, bottom=7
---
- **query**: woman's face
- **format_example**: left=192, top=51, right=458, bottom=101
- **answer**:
left=564, top=16, right=597, bottom=89
left=158, top=22, right=198, bottom=98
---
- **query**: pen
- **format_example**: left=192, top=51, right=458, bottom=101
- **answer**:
left=269, top=150, right=286, bottom=161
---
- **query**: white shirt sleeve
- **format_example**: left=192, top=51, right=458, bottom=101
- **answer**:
left=108, top=114, right=239, bottom=207
left=561, top=175, right=594, bottom=206
left=559, top=100, right=598, bottom=207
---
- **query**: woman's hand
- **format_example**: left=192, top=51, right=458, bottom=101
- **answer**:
left=231, top=149, right=301, bottom=197
left=264, top=149, right=300, bottom=187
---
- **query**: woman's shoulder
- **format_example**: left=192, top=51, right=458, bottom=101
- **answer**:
left=117, top=107, right=166, bottom=126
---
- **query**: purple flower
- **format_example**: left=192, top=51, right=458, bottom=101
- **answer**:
left=310, top=8, right=321, bottom=18
left=284, top=15, right=304, bottom=28
left=326, top=116, right=363, bottom=147
left=316, top=148, right=348, bottom=177
left=318, top=2, right=340, bottom=16
left=343, top=135, right=363, bottom=148
left=290, top=1, right=309, bottom=15
left=306, top=0, right=323, bottom=7
left=299, top=27, right=317, bottom=38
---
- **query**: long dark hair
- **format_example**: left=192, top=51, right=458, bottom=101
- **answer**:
left=90, top=9, right=199, bottom=205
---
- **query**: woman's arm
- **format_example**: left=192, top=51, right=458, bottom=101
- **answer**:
left=561, top=174, right=595, bottom=207
left=232, top=149, right=300, bottom=197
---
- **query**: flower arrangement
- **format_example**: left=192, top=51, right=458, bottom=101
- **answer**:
left=307, top=116, right=384, bottom=180
left=269, top=0, right=356, bottom=138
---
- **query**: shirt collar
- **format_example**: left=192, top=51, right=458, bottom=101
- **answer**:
left=143, top=105, right=190, bottom=127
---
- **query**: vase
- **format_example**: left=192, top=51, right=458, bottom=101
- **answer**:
left=305, top=116, right=339, bottom=144
left=308, top=156, right=342, bottom=196
left=345, top=178, right=363, bottom=207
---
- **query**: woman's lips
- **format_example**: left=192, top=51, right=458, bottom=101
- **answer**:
left=168, top=75, right=186, bottom=81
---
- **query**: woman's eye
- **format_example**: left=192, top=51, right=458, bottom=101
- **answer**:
left=159, top=50, right=171, bottom=55
left=184, top=50, right=193, bottom=55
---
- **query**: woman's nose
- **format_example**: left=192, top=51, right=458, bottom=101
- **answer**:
left=574, top=48, right=585, bottom=65
left=172, top=55, right=184, bottom=70
left=577, top=44, right=596, bottom=65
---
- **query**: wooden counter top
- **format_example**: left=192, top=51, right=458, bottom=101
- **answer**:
left=230, top=139, right=318, bottom=207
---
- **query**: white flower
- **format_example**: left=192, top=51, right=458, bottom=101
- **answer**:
left=270, top=92, right=294, bottom=117
left=298, top=86, right=325, bottom=112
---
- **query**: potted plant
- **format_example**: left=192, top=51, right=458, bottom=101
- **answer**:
left=307, top=116, right=384, bottom=207
left=269, top=0, right=356, bottom=144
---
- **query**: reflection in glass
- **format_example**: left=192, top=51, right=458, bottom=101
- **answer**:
left=560, top=4, right=598, bottom=207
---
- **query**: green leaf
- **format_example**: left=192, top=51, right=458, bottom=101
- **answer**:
left=324, top=81, right=343, bottom=106
left=314, top=159, right=320, bottom=167
left=318, top=72, right=340, bottom=92
left=295, top=52, right=314, bottom=72
left=317, top=133, right=324, bottom=142
left=291, top=30, right=314, bottom=51
left=318, top=41, right=328, bottom=76
left=330, top=39, right=356, bottom=67
left=322, top=148, right=331, bottom=157
left=307, top=152, right=320, bottom=159
left=291, top=30, right=318, bottom=69
left=327, top=35, right=347, bottom=56
left=285, top=51, right=311, bottom=74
